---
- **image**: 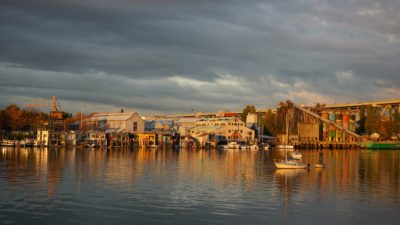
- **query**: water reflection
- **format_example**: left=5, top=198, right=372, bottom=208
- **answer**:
left=0, top=147, right=400, bottom=225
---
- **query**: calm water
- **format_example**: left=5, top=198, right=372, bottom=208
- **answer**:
left=1, top=147, right=399, bottom=225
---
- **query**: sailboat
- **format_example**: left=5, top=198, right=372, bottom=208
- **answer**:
left=274, top=105, right=308, bottom=169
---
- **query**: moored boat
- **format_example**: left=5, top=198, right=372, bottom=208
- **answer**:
left=227, top=142, right=240, bottom=149
left=218, top=145, right=228, bottom=150
left=249, top=144, right=259, bottom=150
left=276, top=144, right=294, bottom=151
left=274, top=108, right=307, bottom=169
left=1, top=140, right=16, bottom=147
left=274, top=160, right=308, bottom=169
left=291, top=152, right=302, bottom=160
left=240, top=144, right=249, bottom=150
left=360, top=141, right=400, bottom=150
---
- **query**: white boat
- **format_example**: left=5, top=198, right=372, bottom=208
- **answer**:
left=1, top=140, right=15, bottom=146
left=276, top=144, right=294, bottom=150
left=149, top=144, right=158, bottom=149
left=291, top=152, right=302, bottom=160
left=274, top=106, right=307, bottom=170
left=263, top=144, right=270, bottom=150
left=275, top=160, right=308, bottom=169
left=249, top=144, right=259, bottom=150
left=227, top=142, right=240, bottom=149
left=315, top=163, right=325, bottom=168
left=86, top=143, right=96, bottom=148
left=240, top=144, right=249, bottom=150
left=218, top=145, right=228, bottom=150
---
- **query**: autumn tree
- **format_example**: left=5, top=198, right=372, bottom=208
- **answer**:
left=0, top=104, right=50, bottom=136
left=356, top=106, right=366, bottom=134
left=260, top=109, right=279, bottom=136
left=4, top=105, right=24, bottom=131
left=365, top=106, right=382, bottom=135
left=241, top=105, right=256, bottom=122
left=392, top=109, right=400, bottom=136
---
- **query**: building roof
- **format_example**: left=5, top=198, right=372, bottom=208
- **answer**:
left=176, top=118, right=198, bottom=123
left=196, top=117, right=238, bottom=122
left=88, top=112, right=142, bottom=121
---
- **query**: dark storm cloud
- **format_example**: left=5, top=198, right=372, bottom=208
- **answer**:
left=0, top=0, right=399, bottom=114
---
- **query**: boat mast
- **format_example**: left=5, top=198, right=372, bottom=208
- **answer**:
left=285, top=106, right=289, bottom=162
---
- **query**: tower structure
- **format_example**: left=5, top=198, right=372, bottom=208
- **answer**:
left=49, top=96, right=64, bottom=146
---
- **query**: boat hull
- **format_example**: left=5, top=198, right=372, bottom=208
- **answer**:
left=360, top=141, right=400, bottom=149
left=274, top=162, right=307, bottom=169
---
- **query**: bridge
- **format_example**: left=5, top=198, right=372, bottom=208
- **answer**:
left=323, top=99, right=400, bottom=110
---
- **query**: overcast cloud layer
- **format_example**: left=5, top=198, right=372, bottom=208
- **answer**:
left=1, top=0, right=399, bottom=115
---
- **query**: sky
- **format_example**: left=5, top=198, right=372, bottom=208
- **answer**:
left=0, top=0, right=399, bottom=115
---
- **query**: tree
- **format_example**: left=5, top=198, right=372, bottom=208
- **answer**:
left=356, top=106, right=366, bottom=134
left=0, top=109, right=9, bottom=131
left=241, top=105, right=256, bottom=122
left=261, top=109, right=278, bottom=136
left=4, top=104, right=24, bottom=131
left=365, top=106, right=382, bottom=135
left=386, top=108, right=400, bottom=138
left=0, top=104, right=52, bottom=137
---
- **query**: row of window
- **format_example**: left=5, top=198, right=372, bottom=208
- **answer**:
left=196, top=122, right=243, bottom=126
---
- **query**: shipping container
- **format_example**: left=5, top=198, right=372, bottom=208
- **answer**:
left=343, top=114, right=349, bottom=129
left=328, top=112, right=336, bottom=121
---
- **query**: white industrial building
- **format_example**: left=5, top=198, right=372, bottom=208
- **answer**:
left=84, top=112, right=145, bottom=133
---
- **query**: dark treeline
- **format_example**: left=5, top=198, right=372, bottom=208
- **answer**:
left=0, top=104, right=74, bottom=139
left=356, top=106, right=400, bottom=138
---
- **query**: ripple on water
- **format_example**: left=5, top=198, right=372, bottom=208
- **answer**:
left=1, top=148, right=400, bottom=225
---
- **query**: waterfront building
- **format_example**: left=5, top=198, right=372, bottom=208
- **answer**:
left=190, top=124, right=255, bottom=142
left=174, top=118, right=197, bottom=136
left=136, top=133, right=157, bottom=147
left=136, top=132, right=173, bottom=147
left=246, top=112, right=258, bottom=128
left=194, top=117, right=244, bottom=127
left=86, top=130, right=106, bottom=147
left=84, top=112, right=145, bottom=133
left=144, top=119, right=174, bottom=132
left=35, top=128, right=64, bottom=146
left=107, top=132, right=131, bottom=148
left=66, top=131, right=77, bottom=146
left=36, top=128, right=49, bottom=146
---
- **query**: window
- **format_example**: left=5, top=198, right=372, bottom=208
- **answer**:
left=228, top=130, right=231, bottom=133
left=133, top=122, right=138, bottom=131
